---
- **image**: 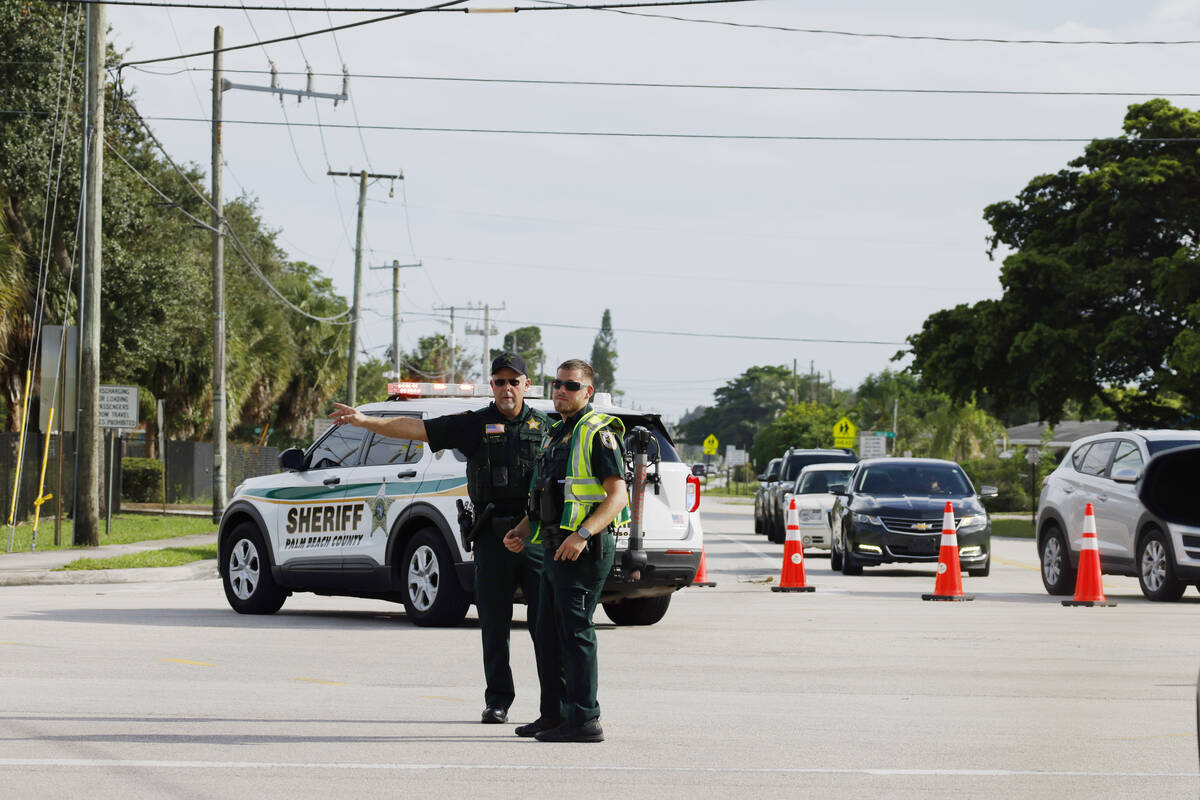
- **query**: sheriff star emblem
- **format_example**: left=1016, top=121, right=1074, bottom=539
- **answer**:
left=527, top=418, right=541, bottom=430
left=367, top=482, right=394, bottom=538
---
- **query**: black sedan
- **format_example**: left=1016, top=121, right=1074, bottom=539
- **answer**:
left=829, top=458, right=996, bottom=577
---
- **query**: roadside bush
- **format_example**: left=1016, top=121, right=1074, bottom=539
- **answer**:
left=961, top=455, right=1030, bottom=512
left=122, top=458, right=163, bottom=503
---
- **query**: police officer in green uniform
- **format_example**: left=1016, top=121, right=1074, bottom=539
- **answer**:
left=503, top=358, right=629, bottom=743
left=330, top=353, right=553, bottom=726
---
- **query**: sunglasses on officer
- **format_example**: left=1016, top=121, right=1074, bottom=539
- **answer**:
left=552, top=379, right=589, bottom=392
left=491, top=377, right=524, bottom=387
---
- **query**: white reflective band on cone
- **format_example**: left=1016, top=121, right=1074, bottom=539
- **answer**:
left=1080, top=533, right=1099, bottom=551
left=940, top=533, right=957, bottom=546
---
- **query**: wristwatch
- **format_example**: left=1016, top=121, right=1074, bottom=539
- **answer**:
left=575, top=526, right=593, bottom=541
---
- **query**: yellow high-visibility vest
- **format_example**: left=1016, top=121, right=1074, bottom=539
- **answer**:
left=532, top=408, right=630, bottom=539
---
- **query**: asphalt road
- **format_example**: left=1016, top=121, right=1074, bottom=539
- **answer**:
left=1, top=502, right=1197, bottom=799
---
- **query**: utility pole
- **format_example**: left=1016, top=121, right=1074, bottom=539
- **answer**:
left=210, top=26, right=227, bottom=524
left=208, top=56, right=350, bottom=516
left=76, top=1, right=105, bottom=547
left=792, top=358, right=798, bottom=406
left=369, top=259, right=420, bottom=377
left=432, top=305, right=461, bottom=381
left=465, top=303, right=503, bottom=381
left=328, top=169, right=403, bottom=405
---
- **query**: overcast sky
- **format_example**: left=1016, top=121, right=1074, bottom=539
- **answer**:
left=102, top=0, right=1200, bottom=421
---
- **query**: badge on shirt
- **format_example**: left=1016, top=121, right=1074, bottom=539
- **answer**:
left=485, top=423, right=505, bottom=435
left=599, top=430, right=619, bottom=450
left=527, top=418, right=541, bottom=430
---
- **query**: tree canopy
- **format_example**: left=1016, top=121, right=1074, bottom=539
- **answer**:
left=907, top=100, right=1200, bottom=427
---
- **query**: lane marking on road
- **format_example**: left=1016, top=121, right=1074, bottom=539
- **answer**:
left=0, top=759, right=1194, bottom=778
left=290, top=677, right=347, bottom=686
left=711, top=532, right=779, bottom=565
left=0, top=641, right=51, bottom=648
left=159, top=658, right=214, bottom=667
left=993, top=556, right=1123, bottom=589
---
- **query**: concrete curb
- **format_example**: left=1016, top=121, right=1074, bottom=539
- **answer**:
left=0, top=559, right=218, bottom=587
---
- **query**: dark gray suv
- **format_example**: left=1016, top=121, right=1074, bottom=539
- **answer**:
left=765, top=448, right=858, bottom=543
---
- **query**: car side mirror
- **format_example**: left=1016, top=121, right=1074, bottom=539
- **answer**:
left=766, top=475, right=779, bottom=483
left=1139, top=446, right=1200, bottom=525
left=279, top=447, right=306, bottom=471
left=978, top=485, right=999, bottom=498
left=756, top=474, right=767, bottom=482
left=829, top=484, right=847, bottom=496
left=1111, top=468, right=1141, bottom=485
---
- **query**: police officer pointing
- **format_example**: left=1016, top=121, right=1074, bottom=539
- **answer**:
left=330, top=353, right=553, bottom=726
left=503, top=358, right=629, bottom=743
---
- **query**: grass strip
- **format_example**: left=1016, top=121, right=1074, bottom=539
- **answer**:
left=55, top=545, right=218, bottom=571
left=992, top=518, right=1035, bottom=538
left=3, top=514, right=216, bottom=553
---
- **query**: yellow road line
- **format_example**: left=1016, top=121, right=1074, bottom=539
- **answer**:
left=0, top=641, right=50, bottom=648
left=994, top=556, right=1122, bottom=589
left=290, top=677, right=347, bottom=686
left=160, top=658, right=214, bottom=667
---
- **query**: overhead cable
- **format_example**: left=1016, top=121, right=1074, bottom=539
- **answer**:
left=60, top=0, right=750, bottom=12
left=138, top=115, right=1200, bottom=143
left=118, top=0, right=470, bottom=68
left=124, top=67, right=1200, bottom=98
left=396, top=310, right=905, bottom=345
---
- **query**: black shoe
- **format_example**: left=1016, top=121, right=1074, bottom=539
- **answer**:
left=480, top=706, right=508, bottom=724
left=534, top=718, right=604, bottom=743
left=515, top=716, right=562, bottom=737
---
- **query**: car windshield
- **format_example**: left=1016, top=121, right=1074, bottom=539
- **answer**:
left=782, top=452, right=856, bottom=481
left=856, top=463, right=973, bottom=497
left=796, top=470, right=849, bottom=494
left=1147, top=439, right=1200, bottom=456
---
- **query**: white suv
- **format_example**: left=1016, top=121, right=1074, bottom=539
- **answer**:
left=1036, top=429, right=1200, bottom=601
left=217, top=390, right=704, bottom=626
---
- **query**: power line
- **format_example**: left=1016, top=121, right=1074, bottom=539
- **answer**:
left=118, top=0, right=470, bottom=68
left=62, top=0, right=750, bottom=11
left=138, top=115, right=1200, bottom=143
left=397, top=310, right=906, bottom=345
left=530, top=0, right=1200, bottom=45
left=125, top=66, right=1200, bottom=98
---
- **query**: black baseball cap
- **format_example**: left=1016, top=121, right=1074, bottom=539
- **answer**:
left=490, top=352, right=528, bottom=376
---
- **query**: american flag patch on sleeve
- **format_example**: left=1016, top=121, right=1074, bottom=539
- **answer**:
left=485, top=423, right=505, bottom=434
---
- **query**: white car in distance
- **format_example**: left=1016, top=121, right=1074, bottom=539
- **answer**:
left=782, top=463, right=856, bottom=550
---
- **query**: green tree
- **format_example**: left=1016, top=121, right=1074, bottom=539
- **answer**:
left=401, top=333, right=466, bottom=382
left=907, top=100, right=1200, bottom=427
left=491, top=325, right=546, bottom=381
left=589, top=309, right=618, bottom=393
left=927, top=402, right=1003, bottom=462
left=678, top=365, right=792, bottom=452
left=750, top=402, right=843, bottom=467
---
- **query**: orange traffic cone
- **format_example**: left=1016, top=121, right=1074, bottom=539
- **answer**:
left=691, top=548, right=716, bottom=587
left=772, top=498, right=815, bottom=593
left=1063, top=502, right=1116, bottom=607
left=922, top=501, right=974, bottom=601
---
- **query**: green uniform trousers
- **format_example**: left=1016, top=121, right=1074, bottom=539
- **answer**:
left=535, top=531, right=616, bottom=726
left=472, top=531, right=556, bottom=717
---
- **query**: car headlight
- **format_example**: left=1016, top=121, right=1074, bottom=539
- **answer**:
left=852, top=512, right=882, bottom=526
left=958, top=515, right=987, bottom=532
left=799, top=508, right=822, bottom=522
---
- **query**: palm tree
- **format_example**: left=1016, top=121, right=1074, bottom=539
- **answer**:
left=0, top=204, right=32, bottom=431
left=929, top=403, right=1002, bottom=462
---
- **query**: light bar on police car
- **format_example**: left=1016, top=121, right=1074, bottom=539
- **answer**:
left=388, top=381, right=545, bottom=399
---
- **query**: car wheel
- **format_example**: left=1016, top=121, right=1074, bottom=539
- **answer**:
left=1137, top=528, right=1186, bottom=602
left=400, top=527, right=470, bottom=627
left=830, top=537, right=843, bottom=571
left=768, top=516, right=784, bottom=544
left=602, top=594, right=671, bottom=626
left=967, top=554, right=990, bottom=578
left=221, top=522, right=287, bottom=615
left=753, top=509, right=762, bottom=534
left=840, top=530, right=862, bottom=576
left=1039, top=523, right=1075, bottom=596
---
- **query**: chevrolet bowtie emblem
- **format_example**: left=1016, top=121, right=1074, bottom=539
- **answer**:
left=913, top=522, right=932, bottom=531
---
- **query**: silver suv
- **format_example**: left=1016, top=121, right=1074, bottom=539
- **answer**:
left=1036, top=430, right=1200, bottom=601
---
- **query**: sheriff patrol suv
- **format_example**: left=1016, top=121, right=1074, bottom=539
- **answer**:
left=217, top=383, right=704, bottom=627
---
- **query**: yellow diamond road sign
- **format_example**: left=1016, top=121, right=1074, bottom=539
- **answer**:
left=832, top=417, right=857, bottom=449
left=703, top=434, right=719, bottom=455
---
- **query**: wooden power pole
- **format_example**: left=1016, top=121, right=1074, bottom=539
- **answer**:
left=76, top=1, right=105, bottom=546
